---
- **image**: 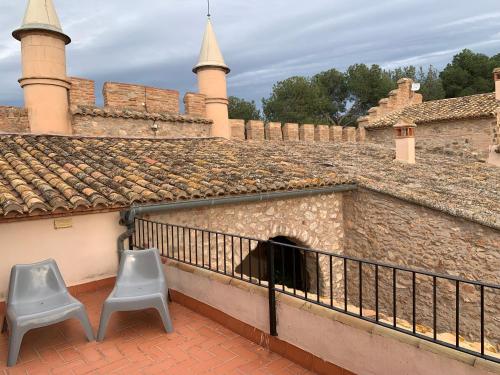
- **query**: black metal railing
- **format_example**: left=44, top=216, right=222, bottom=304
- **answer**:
left=131, top=218, right=500, bottom=363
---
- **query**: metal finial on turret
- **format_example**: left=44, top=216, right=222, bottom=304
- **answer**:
left=207, top=0, right=211, bottom=17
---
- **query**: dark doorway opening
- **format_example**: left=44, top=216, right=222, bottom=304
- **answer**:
left=235, top=236, right=307, bottom=292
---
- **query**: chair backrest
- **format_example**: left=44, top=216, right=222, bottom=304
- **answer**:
left=7, top=259, right=67, bottom=305
left=118, top=249, right=165, bottom=284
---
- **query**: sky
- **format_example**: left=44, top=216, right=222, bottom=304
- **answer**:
left=0, top=0, right=499, bottom=107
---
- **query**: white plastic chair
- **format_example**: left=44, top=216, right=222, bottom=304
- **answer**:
left=1, top=259, right=94, bottom=367
left=97, top=249, right=173, bottom=341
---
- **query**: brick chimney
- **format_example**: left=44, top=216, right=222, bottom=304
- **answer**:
left=394, top=118, right=416, bottom=164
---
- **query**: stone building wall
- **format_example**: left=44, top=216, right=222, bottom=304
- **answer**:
left=72, top=112, right=211, bottom=138
left=342, top=188, right=500, bottom=347
left=365, top=118, right=494, bottom=159
left=0, top=106, right=29, bottom=133
left=143, top=193, right=345, bottom=292
left=102, top=82, right=179, bottom=113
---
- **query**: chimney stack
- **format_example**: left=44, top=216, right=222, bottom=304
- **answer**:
left=13, top=0, right=72, bottom=134
left=394, top=118, right=416, bottom=164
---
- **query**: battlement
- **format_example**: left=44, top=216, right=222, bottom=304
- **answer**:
left=69, top=77, right=206, bottom=118
left=358, top=78, right=423, bottom=128
left=230, top=119, right=363, bottom=144
left=67, top=77, right=211, bottom=138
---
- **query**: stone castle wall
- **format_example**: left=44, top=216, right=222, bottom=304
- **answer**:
left=142, top=193, right=345, bottom=292
left=67, top=77, right=211, bottom=138
left=231, top=119, right=361, bottom=144
left=342, top=188, right=500, bottom=348
left=0, top=106, right=29, bottom=133
left=72, top=111, right=211, bottom=138
left=365, top=118, right=494, bottom=159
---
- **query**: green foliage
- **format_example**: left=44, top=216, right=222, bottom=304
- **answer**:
left=228, top=96, right=261, bottom=122
left=262, top=76, right=333, bottom=124
left=260, top=49, right=498, bottom=125
left=312, top=69, right=349, bottom=123
left=416, top=66, right=445, bottom=101
left=346, top=64, right=395, bottom=119
left=440, top=49, right=499, bottom=98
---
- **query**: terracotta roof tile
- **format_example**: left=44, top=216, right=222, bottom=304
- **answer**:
left=0, top=135, right=498, bottom=230
left=366, top=93, right=497, bottom=129
left=72, top=106, right=212, bottom=125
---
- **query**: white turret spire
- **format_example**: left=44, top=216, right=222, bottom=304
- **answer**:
left=193, top=17, right=229, bottom=73
left=13, top=0, right=70, bottom=44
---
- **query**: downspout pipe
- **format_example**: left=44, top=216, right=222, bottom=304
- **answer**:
left=117, top=184, right=357, bottom=253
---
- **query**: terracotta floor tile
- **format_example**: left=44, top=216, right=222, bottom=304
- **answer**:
left=0, top=286, right=314, bottom=374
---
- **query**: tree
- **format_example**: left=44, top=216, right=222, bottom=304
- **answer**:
left=416, top=66, right=445, bottom=101
left=228, top=96, right=261, bottom=121
left=345, top=64, right=395, bottom=119
left=262, top=76, right=333, bottom=124
left=440, top=49, right=498, bottom=98
left=312, top=69, right=350, bottom=124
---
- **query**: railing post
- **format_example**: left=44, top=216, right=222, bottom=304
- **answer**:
left=266, top=241, right=278, bottom=336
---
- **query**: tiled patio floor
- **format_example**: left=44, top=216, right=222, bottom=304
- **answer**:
left=0, top=287, right=313, bottom=375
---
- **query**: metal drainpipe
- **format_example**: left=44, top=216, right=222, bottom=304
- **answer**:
left=117, top=184, right=357, bottom=253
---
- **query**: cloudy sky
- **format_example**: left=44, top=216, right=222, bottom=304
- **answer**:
left=0, top=0, right=499, bottom=107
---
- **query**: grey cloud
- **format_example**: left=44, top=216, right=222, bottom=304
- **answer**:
left=0, top=0, right=499, bottom=107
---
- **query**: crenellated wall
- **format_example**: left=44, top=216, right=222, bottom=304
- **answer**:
left=231, top=119, right=364, bottom=144
left=358, top=78, right=423, bottom=128
left=66, top=77, right=212, bottom=138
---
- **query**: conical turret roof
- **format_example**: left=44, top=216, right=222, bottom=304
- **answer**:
left=12, top=0, right=71, bottom=44
left=193, top=18, right=229, bottom=73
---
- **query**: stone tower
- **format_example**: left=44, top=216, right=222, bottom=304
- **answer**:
left=12, top=0, right=72, bottom=134
left=193, top=17, right=231, bottom=139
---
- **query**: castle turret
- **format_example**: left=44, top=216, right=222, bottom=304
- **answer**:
left=13, top=0, right=72, bottom=134
left=193, top=17, right=231, bottom=139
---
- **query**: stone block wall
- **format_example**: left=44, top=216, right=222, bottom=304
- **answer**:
left=230, top=119, right=245, bottom=140
left=69, top=77, right=96, bottom=107
left=343, top=188, right=500, bottom=347
left=299, top=124, right=315, bottom=142
left=145, top=193, right=345, bottom=293
left=265, top=122, right=283, bottom=141
left=246, top=120, right=265, bottom=140
left=0, top=106, right=29, bottom=133
left=364, top=118, right=495, bottom=159
left=103, top=82, right=179, bottom=113
left=315, top=125, right=330, bottom=142
left=71, top=108, right=211, bottom=138
left=184, top=93, right=206, bottom=117
left=283, top=123, right=299, bottom=141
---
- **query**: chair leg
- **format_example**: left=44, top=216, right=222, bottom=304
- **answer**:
left=7, top=325, right=26, bottom=367
left=154, top=297, right=173, bottom=333
left=75, top=307, right=95, bottom=342
left=97, top=303, right=114, bottom=341
left=1, top=315, right=7, bottom=334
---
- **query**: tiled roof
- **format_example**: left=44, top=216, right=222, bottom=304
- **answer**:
left=0, top=135, right=348, bottom=219
left=0, top=135, right=498, bottom=229
left=72, top=106, right=213, bottom=124
left=366, top=93, right=497, bottom=129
